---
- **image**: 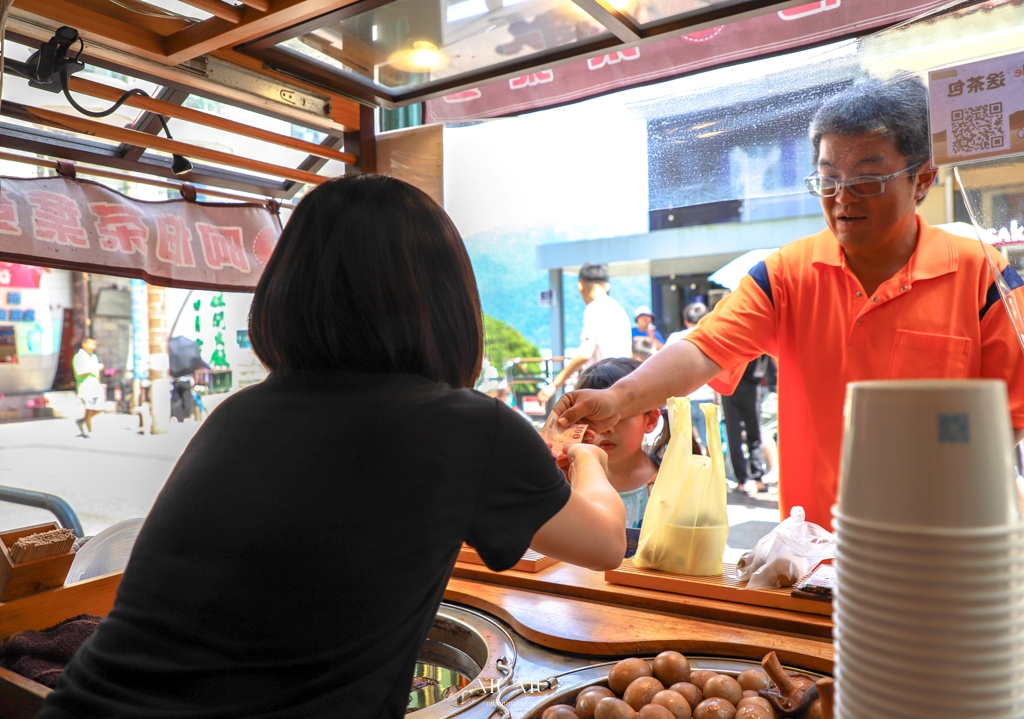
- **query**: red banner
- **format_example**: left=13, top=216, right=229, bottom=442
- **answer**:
left=0, top=176, right=280, bottom=291
left=425, top=0, right=950, bottom=122
left=0, top=262, right=43, bottom=289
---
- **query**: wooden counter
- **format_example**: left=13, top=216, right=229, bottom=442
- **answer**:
left=446, top=558, right=833, bottom=675
left=0, top=563, right=834, bottom=718
left=451, top=560, right=833, bottom=640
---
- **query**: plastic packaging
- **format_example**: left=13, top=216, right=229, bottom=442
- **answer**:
left=65, top=517, right=144, bottom=585
left=634, top=397, right=728, bottom=576
left=738, top=506, right=835, bottom=589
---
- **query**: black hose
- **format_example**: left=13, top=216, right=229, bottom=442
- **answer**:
left=61, top=81, right=175, bottom=139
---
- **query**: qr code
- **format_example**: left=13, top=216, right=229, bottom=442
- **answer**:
left=951, top=103, right=1005, bottom=154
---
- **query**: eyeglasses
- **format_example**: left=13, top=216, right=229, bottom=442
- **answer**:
left=804, top=165, right=920, bottom=198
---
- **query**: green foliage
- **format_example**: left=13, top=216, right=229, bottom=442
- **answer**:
left=483, top=314, right=539, bottom=369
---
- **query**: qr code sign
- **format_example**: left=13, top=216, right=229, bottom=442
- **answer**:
left=951, top=103, right=1005, bottom=155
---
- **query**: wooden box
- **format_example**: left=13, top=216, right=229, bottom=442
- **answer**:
left=0, top=571, right=123, bottom=719
left=0, top=524, right=76, bottom=602
left=457, top=544, right=558, bottom=573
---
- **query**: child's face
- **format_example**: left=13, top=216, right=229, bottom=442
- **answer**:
left=595, top=409, right=661, bottom=464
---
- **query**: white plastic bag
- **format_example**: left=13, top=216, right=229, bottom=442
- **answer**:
left=737, top=506, right=835, bottom=589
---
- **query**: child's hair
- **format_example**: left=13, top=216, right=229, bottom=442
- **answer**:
left=575, top=359, right=704, bottom=461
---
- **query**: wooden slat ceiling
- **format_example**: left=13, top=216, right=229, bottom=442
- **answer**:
left=1, top=0, right=805, bottom=195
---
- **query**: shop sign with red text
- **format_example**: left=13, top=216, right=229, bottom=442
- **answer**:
left=0, top=176, right=281, bottom=291
left=426, top=0, right=949, bottom=121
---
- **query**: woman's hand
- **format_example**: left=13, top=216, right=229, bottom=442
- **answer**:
left=553, top=388, right=623, bottom=434
left=565, top=442, right=609, bottom=478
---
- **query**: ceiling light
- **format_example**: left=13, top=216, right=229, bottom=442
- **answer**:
left=388, top=41, right=449, bottom=73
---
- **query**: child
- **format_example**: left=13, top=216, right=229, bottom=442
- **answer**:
left=577, top=358, right=707, bottom=529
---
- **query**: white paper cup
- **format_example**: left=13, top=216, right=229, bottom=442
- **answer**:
left=837, top=619, right=1024, bottom=660
left=838, top=380, right=1019, bottom=528
left=834, top=546, right=1024, bottom=586
left=831, top=581, right=1024, bottom=618
left=835, top=537, right=1024, bottom=569
left=835, top=598, right=1024, bottom=643
left=837, top=637, right=1024, bottom=686
left=835, top=565, right=1024, bottom=602
left=836, top=662, right=1024, bottom=717
left=835, top=590, right=1024, bottom=625
left=834, top=512, right=1024, bottom=545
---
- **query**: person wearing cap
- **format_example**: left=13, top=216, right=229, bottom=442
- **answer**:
left=537, top=264, right=632, bottom=405
left=552, top=76, right=1024, bottom=528
left=632, top=306, right=665, bottom=349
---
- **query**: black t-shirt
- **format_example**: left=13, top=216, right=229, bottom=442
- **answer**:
left=39, top=371, right=570, bottom=719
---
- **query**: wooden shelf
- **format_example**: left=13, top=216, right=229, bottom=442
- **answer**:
left=605, top=560, right=831, bottom=617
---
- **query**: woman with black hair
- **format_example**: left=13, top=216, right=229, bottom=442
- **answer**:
left=39, top=175, right=625, bottom=719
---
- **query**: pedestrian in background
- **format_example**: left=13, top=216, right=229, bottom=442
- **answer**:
left=632, top=306, right=664, bottom=350
left=721, top=356, right=770, bottom=495
left=72, top=337, right=103, bottom=438
left=665, top=302, right=716, bottom=452
left=537, top=263, right=632, bottom=404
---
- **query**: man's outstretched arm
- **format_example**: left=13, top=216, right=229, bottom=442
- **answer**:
left=554, top=339, right=723, bottom=433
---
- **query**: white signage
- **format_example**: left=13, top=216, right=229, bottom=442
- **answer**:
left=928, top=51, right=1024, bottom=166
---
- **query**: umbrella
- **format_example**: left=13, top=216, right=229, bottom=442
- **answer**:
left=708, top=249, right=778, bottom=291
left=169, top=336, right=208, bottom=379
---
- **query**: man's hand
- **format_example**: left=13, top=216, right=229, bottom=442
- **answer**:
left=553, top=387, right=623, bottom=434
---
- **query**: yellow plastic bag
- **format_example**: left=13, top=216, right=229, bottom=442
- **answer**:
left=633, top=397, right=728, bottom=576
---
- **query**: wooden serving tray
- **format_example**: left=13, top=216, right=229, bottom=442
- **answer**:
left=605, top=559, right=831, bottom=616
left=458, top=545, right=558, bottom=573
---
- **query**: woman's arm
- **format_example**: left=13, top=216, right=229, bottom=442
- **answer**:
left=529, top=444, right=625, bottom=570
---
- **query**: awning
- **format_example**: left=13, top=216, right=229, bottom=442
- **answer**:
left=425, top=0, right=950, bottom=121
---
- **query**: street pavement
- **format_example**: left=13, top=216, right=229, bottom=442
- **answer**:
left=0, top=410, right=781, bottom=549
left=0, top=414, right=203, bottom=536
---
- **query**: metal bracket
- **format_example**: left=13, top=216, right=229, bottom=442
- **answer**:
left=203, top=56, right=331, bottom=118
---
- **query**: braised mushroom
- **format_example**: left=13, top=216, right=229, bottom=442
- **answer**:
left=757, top=652, right=818, bottom=718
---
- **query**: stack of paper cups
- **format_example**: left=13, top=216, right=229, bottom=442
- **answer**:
left=834, top=380, right=1024, bottom=718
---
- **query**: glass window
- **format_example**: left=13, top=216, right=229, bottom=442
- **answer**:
left=614, top=0, right=739, bottom=28
left=276, top=0, right=610, bottom=92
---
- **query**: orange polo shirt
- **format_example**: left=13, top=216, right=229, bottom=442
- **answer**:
left=687, top=216, right=1024, bottom=527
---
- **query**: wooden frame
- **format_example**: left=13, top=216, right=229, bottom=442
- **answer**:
left=0, top=150, right=299, bottom=209
left=64, top=76, right=356, bottom=165
left=1, top=102, right=327, bottom=185
left=0, top=121, right=298, bottom=198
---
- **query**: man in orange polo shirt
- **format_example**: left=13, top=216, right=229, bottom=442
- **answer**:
left=553, top=77, right=1024, bottom=527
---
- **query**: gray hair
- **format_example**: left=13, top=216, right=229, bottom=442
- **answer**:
left=809, top=76, right=930, bottom=167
